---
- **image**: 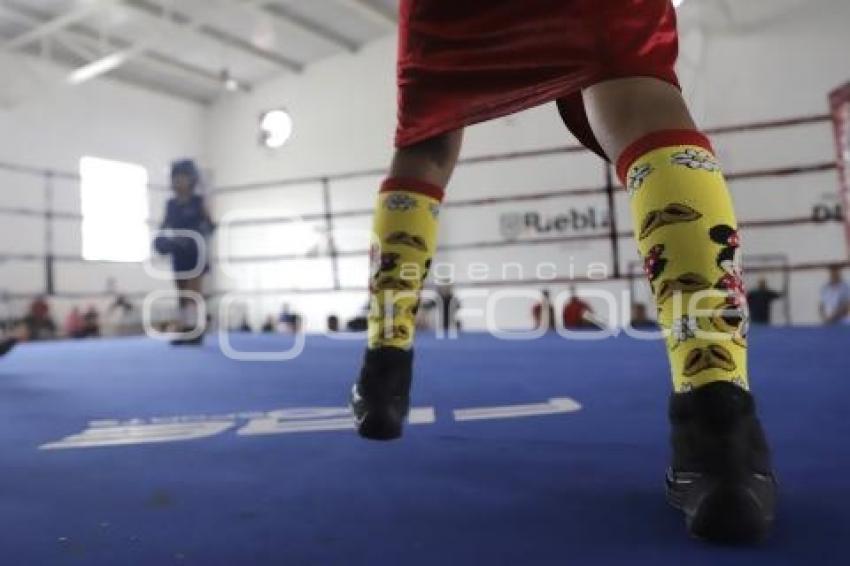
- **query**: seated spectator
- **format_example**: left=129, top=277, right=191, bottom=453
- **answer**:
left=820, top=265, right=850, bottom=325
left=261, top=316, right=276, bottom=333
left=23, top=296, right=57, bottom=341
left=65, top=307, right=86, bottom=338
left=747, top=279, right=782, bottom=325
left=82, top=305, right=101, bottom=338
left=104, top=295, right=141, bottom=336
left=532, top=289, right=556, bottom=331
left=630, top=302, right=657, bottom=329
left=108, top=294, right=134, bottom=316
left=279, top=303, right=302, bottom=333
left=346, top=301, right=369, bottom=332
left=562, top=286, right=595, bottom=329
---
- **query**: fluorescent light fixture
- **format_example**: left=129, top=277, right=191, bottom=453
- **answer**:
left=260, top=109, right=293, bottom=149
left=673, top=0, right=686, bottom=7
left=68, top=51, right=129, bottom=85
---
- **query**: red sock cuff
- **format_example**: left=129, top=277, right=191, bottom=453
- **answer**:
left=380, top=177, right=445, bottom=202
left=616, top=130, right=714, bottom=185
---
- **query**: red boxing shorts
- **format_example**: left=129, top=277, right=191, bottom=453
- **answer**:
left=395, top=0, right=681, bottom=158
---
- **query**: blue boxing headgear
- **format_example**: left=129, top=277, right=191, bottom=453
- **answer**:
left=171, top=159, right=200, bottom=186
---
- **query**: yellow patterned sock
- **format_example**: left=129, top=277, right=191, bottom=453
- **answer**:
left=618, top=131, right=749, bottom=393
left=367, top=178, right=443, bottom=350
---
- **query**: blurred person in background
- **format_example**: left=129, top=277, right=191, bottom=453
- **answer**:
left=820, top=265, right=850, bottom=325
left=562, top=286, right=595, bottom=329
left=418, top=284, right=460, bottom=334
left=22, top=296, right=56, bottom=341
left=747, top=278, right=782, bottom=325
left=436, top=284, right=461, bottom=334
left=154, top=160, right=214, bottom=346
left=629, top=302, right=657, bottom=329
left=347, top=301, right=369, bottom=332
left=279, top=303, right=302, bottom=333
left=65, top=307, right=85, bottom=338
left=82, top=306, right=101, bottom=338
left=105, top=294, right=140, bottom=336
left=107, top=294, right=134, bottom=317
left=532, top=289, right=556, bottom=331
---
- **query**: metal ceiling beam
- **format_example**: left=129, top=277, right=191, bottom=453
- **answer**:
left=51, top=33, right=100, bottom=63
left=334, top=0, right=397, bottom=28
left=116, top=57, right=220, bottom=103
left=262, top=4, right=359, bottom=52
left=0, top=5, right=103, bottom=63
left=6, top=35, right=214, bottom=104
left=0, top=2, right=234, bottom=102
left=124, top=0, right=303, bottom=72
left=2, top=0, right=120, bottom=51
left=59, top=1, right=272, bottom=85
left=236, top=1, right=359, bottom=52
left=198, top=25, right=303, bottom=71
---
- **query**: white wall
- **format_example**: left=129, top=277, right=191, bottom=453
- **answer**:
left=0, top=53, right=206, bottom=326
left=204, top=0, right=850, bottom=331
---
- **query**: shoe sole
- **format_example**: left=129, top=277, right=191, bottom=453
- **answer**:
left=350, top=397, right=404, bottom=441
left=667, top=479, right=773, bottom=544
left=355, top=414, right=403, bottom=441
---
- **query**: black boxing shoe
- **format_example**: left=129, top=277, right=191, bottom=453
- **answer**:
left=350, top=347, right=413, bottom=441
left=666, top=381, right=777, bottom=544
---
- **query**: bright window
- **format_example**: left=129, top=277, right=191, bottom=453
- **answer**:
left=80, top=156, right=150, bottom=262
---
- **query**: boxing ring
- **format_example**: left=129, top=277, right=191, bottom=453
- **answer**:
left=2, top=328, right=849, bottom=564
left=0, top=104, right=849, bottom=563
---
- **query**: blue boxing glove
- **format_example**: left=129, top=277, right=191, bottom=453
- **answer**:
left=172, top=235, right=197, bottom=254
left=154, top=235, right=174, bottom=255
